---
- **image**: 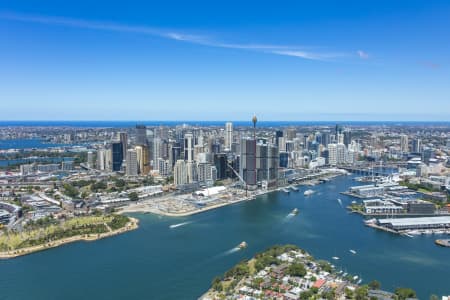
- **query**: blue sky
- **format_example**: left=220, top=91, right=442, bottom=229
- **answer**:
left=1, top=0, right=449, bottom=121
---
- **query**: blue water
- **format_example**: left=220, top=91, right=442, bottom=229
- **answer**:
left=1, top=120, right=450, bottom=128
left=0, top=157, right=74, bottom=167
left=0, top=139, right=66, bottom=150
left=0, top=176, right=448, bottom=299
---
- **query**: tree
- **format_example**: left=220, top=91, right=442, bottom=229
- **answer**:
left=211, top=276, right=223, bottom=292
left=63, top=183, right=79, bottom=198
left=355, top=286, right=369, bottom=300
left=322, top=289, right=336, bottom=300
left=345, top=288, right=354, bottom=299
left=368, top=280, right=381, bottom=290
left=430, top=295, right=439, bottom=300
left=395, top=287, right=417, bottom=300
left=287, top=262, right=307, bottom=277
left=128, top=192, right=139, bottom=202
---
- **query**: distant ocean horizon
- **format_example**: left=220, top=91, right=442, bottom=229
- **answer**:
left=1, top=120, right=450, bottom=128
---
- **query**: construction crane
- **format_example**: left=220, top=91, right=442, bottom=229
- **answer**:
left=226, top=162, right=248, bottom=196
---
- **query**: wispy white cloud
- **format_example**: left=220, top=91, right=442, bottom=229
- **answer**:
left=0, top=11, right=364, bottom=62
left=357, top=50, right=369, bottom=59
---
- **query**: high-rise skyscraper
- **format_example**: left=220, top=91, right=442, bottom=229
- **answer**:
left=412, top=138, right=421, bottom=153
left=400, top=134, right=409, bottom=153
left=335, top=124, right=343, bottom=141
left=184, top=133, right=194, bottom=162
left=87, top=151, right=94, bottom=168
left=225, top=122, right=233, bottom=150
left=275, top=130, right=283, bottom=147
left=169, top=143, right=181, bottom=168
left=214, top=153, right=228, bottom=180
left=135, top=145, right=150, bottom=175
left=136, top=125, right=147, bottom=145
left=174, top=160, right=187, bottom=186
left=126, top=149, right=138, bottom=176
left=119, top=132, right=128, bottom=157
left=321, top=132, right=331, bottom=147
left=112, top=141, right=124, bottom=172
left=343, top=130, right=352, bottom=147
left=240, top=138, right=257, bottom=186
left=152, top=137, right=162, bottom=170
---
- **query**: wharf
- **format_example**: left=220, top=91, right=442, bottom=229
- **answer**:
left=435, top=239, right=450, bottom=248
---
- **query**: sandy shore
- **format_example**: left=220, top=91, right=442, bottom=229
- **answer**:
left=0, top=217, right=139, bottom=259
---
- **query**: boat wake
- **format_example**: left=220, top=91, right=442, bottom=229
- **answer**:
left=169, top=221, right=191, bottom=229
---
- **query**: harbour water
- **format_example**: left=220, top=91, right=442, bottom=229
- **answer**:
left=0, top=139, right=66, bottom=150
left=0, top=175, right=448, bottom=299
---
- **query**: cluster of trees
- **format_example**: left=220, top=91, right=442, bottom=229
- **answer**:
left=254, top=244, right=300, bottom=271
left=394, top=287, right=417, bottom=300
left=224, top=260, right=250, bottom=279
left=287, top=262, right=307, bottom=277
left=17, top=223, right=109, bottom=250
left=108, top=215, right=130, bottom=230
left=25, top=216, right=59, bottom=229
left=63, top=183, right=79, bottom=198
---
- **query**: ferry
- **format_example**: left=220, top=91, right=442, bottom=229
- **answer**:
left=238, top=241, right=248, bottom=250
left=349, top=249, right=357, bottom=255
left=304, top=189, right=315, bottom=196
left=290, top=208, right=299, bottom=215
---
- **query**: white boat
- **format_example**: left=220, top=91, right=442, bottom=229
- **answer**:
left=337, top=198, right=342, bottom=206
left=304, top=189, right=315, bottom=196
left=291, top=186, right=299, bottom=192
left=349, top=249, right=357, bottom=254
left=364, top=218, right=377, bottom=225
left=357, top=279, right=363, bottom=285
left=283, top=188, right=290, bottom=194
left=290, top=208, right=299, bottom=215
left=332, top=256, right=340, bottom=260
left=238, top=241, right=248, bottom=250
left=353, top=275, right=359, bottom=281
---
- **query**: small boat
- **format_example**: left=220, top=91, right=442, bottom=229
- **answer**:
left=353, top=275, right=359, bottom=281
left=349, top=249, right=357, bottom=255
left=304, top=189, right=315, bottom=196
left=332, top=256, right=340, bottom=260
left=342, top=272, right=348, bottom=277
left=238, top=241, right=248, bottom=250
left=290, top=208, right=299, bottom=215
left=357, top=279, right=363, bottom=285
left=291, top=187, right=299, bottom=192
left=283, top=188, right=290, bottom=194
left=364, top=218, right=377, bottom=225
left=337, top=198, right=342, bottom=206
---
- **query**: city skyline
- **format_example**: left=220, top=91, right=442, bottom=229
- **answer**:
left=1, top=0, right=450, bottom=121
